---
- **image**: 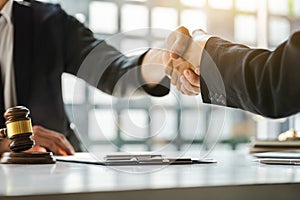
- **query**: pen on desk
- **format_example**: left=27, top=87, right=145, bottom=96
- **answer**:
left=259, top=159, right=300, bottom=165
left=105, top=154, right=163, bottom=161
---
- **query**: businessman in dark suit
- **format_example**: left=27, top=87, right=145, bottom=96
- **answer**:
left=0, top=0, right=192, bottom=155
left=177, top=29, right=300, bottom=119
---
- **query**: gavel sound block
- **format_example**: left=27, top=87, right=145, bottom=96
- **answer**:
left=0, top=106, right=56, bottom=164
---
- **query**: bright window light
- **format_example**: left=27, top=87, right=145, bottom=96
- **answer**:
left=151, top=7, right=178, bottom=31
left=294, top=0, right=300, bottom=17
left=120, top=110, right=149, bottom=140
left=62, top=73, right=85, bottom=104
left=89, top=86, right=116, bottom=105
left=269, top=0, right=289, bottom=15
left=75, top=13, right=86, bottom=24
left=180, top=0, right=206, bottom=8
left=121, top=4, right=149, bottom=35
left=181, top=110, right=205, bottom=140
left=150, top=109, right=177, bottom=140
left=88, top=109, right=117, bottom=140
left=89, top=1, right=118, bottom=34
left=234, top=15, right=257, bottom=45
left=236, top=0, right=257, bottom=12
left=208, top=0, right=233, bottom=10
left=269, top=17, right=290, bottom=46
left=121, top=145, right=147, bottom=152
left=181, top=9, right=207, bottom=32
left=151, top=89, right=179, bottom=106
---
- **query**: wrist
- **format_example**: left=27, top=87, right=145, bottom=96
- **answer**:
left=188, top=29, right=213, bottom=68
left=141, top=49, right=166, bottom=87
left=193, top=29, right=213, bottom=47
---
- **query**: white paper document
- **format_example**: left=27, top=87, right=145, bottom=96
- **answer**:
left=56, top=152, right=217, bottom=166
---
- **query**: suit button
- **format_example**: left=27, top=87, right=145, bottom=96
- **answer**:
left=214, top=93, right=218, bottom=99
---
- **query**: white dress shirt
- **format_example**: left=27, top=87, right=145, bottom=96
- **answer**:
left=0, top=0, right=17, bottom=110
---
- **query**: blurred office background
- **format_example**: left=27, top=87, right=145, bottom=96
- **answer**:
left=39, top=0, right=300, bottom=152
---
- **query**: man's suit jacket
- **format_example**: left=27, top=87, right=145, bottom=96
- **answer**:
left=200, top=31, right=300, bottom=118
left=4, top=0, right=169, bottom=151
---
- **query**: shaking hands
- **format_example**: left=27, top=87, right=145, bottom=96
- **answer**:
left=142, top=26, right=204, bottom=96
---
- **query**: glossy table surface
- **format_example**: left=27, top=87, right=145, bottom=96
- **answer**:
left=1, top=148, right=300, bottom=200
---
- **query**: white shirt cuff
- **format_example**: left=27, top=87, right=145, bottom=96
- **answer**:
left=192, top=31, right=213, bottom=67
left=184, top=30, right=213, bottom=68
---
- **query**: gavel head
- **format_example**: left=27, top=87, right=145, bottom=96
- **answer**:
left=0, top=106, right=34, bottom=152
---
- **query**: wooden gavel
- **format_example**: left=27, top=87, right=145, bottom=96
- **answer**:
left=0, top=106, right=55, bottom=164
left=0, top=106, right=35, bottom=152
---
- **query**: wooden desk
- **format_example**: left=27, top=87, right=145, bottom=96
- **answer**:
left=1, top=149, right=300, bottom=200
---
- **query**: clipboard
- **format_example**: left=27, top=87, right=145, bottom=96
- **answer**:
left=55, top=153, right=217, bottom=166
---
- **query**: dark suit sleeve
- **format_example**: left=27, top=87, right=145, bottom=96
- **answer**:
left=200, top=32, right=300, bottom=118
left=58, top=6, right=169, bottom=98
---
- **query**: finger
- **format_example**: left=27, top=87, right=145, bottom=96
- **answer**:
left=180, top=76, right=198, bottom=95
left=172, top=58, right=194, bottom=77
left=25, top=145, right=47, bottom=153
left=181, top=84, right=197, bottom=96
left=175, top=71, right=184, bottom=92
left=46, top=129, right=75, bottom=155
left=177, top=26, right=191, bottom=36
left=184, top=69, right=200, bottom=87
left=33, top=135, right=65, bottom=155
left=180, top=75, right=200, bottom=94
left=33, top=126, right=75, bottom=155
left=194, top=67, right=200, bottom=75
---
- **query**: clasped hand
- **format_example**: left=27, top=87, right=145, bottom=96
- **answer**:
left=143, top=26, right=202, bottom=96
left=164, top=26, right=201, bottom=96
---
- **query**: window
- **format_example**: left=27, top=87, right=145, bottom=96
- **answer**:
left=89, top=1, right=118, bottom=34
left=47, top=0, right=300, bottom=151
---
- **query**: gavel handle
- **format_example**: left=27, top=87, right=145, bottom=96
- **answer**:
left=0, top=128, right=7, bottom=140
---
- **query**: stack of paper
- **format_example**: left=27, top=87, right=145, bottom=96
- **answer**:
left=249, top=140, right=300, bottom=153
left=253, top=151, right=300, bottom=165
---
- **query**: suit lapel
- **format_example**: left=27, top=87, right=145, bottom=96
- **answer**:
left=13, top=1, right=33, bottom=106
